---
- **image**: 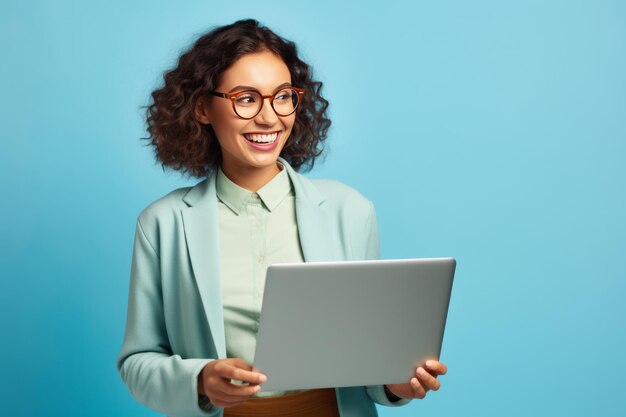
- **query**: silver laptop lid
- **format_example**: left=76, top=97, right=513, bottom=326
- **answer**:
left=252, top=257, right=456, bottom=392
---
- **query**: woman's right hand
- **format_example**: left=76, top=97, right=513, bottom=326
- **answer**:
left=197, top=358, right=267, bottom=408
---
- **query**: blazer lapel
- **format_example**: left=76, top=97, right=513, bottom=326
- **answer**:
left=181, top=174, right=227, bottom=359
left=280, top=158, right=343, bottom=262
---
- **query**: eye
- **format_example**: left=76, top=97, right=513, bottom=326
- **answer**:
left=274, top=90, right=291, bottom=101
left=235, top=93, right=257, bottom=105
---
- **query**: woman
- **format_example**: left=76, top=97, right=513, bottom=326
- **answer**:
left=116, top=19, right=447, bottom=417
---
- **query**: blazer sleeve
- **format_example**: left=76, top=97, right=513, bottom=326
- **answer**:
left=116, top=219, right=219, bottom=417
left=362, top=202, right=412, bottom=407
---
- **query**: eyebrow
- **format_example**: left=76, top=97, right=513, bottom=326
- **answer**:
left=227, top=82, right=292, bottom=94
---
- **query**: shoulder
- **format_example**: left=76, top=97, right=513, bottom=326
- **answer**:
left=305, top=177, right=376, bottom=220
left=281, top=157, right=374, bottom=213
left=136, top=180, right=206, bottom=228
left=312, top=178, right=372, bottom=205
left=303, top=177, right=380, bottom=260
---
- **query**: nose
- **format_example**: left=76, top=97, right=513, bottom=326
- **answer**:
left=254, top=97, right=279, bottom=125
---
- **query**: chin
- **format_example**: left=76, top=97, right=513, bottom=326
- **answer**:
left=247, top=154, right=282, bottom=169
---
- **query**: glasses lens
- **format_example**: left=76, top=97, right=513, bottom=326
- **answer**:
left=272, top=88, right=300, bottom=116
left=233, top=90, right=262, bottom=119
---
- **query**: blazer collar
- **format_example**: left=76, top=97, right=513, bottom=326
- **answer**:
left=180, top=158, right=335, bottom=359
left=277, top=157, right=325, bottom=207
left=276, top=157, right=341, bottom=262
left=182, top=157, right=325, bottom=208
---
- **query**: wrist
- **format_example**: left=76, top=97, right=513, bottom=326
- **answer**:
left=384, top=384, right=403, bottom=402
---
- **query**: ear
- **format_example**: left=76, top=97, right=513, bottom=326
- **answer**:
left=194, top=96, right=211, bottom=125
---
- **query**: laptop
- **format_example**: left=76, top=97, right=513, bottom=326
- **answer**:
left=252, top=257, right=456, bottom=392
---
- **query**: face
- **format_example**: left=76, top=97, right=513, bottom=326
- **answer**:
left=196, top=50, right=296, bottom=181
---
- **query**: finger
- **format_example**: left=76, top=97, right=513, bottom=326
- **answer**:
left=207, top=389, right=250, bottom=407
left=208, top=390, right=256, bottom=406
left=213, top=378, right=261, bottom=398
left=229, top=368, right=267, bottom=385
left=425, top=360, right=448, bottom=375
left=216, top=362, right=267, bottom=384
left=416, top=367, right=441, bottom=391
left=210, top=396, right=248, bottom=408
left=410, top=377, right=427, bottom=399
left=208, top=391, right=252, bottom=405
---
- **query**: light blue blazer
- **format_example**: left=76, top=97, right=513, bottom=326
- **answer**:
left=116, top=157, right=411, bottom=417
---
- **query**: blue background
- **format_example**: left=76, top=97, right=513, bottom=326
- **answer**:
left=1, top=1, right=624, bottom=416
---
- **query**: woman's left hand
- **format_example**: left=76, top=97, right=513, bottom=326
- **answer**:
left=384, top=360, right=448, bottom=400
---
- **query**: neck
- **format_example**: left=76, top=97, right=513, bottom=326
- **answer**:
left=220, top=161, right=282, bottom=192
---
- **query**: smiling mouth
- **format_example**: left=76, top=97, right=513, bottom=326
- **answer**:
left=243, top=131, right=279, bottom=144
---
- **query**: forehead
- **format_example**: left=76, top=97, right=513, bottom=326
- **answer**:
left=217, top=50, right=291, bottom=92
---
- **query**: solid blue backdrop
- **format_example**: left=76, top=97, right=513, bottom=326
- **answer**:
left=1, top=1, right=624, bottom=416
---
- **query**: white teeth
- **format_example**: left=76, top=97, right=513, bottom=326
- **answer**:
left=244, top=132, right=278, bottom=143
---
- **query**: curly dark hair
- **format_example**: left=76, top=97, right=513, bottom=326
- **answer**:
left=143, top=19, right=331, bottom=178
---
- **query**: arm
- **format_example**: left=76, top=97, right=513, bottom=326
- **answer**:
left=115, top=219, right=219, bottom=417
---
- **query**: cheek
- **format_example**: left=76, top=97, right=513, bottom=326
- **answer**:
left=213, top=119, right=246, bottom=145
left=284, top=116, right=297, bottom=135
left=209, top=104, right=242, bottom=137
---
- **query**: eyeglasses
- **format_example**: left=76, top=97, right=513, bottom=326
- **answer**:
left=208, top=86, right=305, bottom=120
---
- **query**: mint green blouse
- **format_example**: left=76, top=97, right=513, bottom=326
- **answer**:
left=215, top=164, right=307, bottom=398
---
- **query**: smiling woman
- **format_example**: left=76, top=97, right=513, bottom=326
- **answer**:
left=116, top=18, right=446, bottom=417
left=143, top=19, right=330, bottom=181
left=194, top=51, right=303, bottom=191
